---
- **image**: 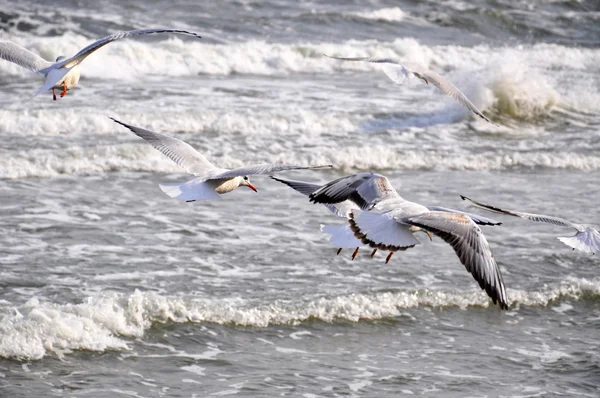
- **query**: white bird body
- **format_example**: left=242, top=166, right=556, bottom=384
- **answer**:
left=286, top=172, right=508, bottom=309
left=462, top=195, right=600, bottom=255
left=0, top=29, right=201, bottom=100
left=111, top=118, right=332, bottom=201
left=324, top=54, right=498, bottom=125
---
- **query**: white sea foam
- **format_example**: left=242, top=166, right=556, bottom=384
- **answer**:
left=2, top=144, right=599, bottom=180
left=1, top=277, right=598, bottom=360
left=351, top=8, right=407, bottom=23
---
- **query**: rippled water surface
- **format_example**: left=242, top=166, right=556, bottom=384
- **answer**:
left=0, top=0, right=599, bottom=396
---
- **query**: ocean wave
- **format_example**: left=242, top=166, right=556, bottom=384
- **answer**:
left=1, top=36, right=593, bottom=122
left=350, top=8, right=407, bottom=23
left=2, top=144, right=598, bottom=180
left=1, top=277, right=598, bottom=360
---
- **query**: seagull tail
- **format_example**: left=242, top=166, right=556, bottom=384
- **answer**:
left=557, top=231, right=599, bottom=255
left=320, top=224, right=362, bottom=248
left=31, top=67, right=73, bottom=99
left=158, top=178, right=221, bottom=201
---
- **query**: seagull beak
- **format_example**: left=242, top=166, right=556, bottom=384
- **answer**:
left=247, top=183, right=258, bottom=192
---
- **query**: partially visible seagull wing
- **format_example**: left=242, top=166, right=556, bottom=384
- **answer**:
left=414, top=69, right=496, bottom=125
left=209, top=164, right=332, bottom=180
left=461, top=195, right=582, bottom=230
left=426, top=205, right=502, bottom=226
left=558, top=228, right=600, bottom=255
left=110, top=118, right=219, bottom=177
left=309, top=173, right=400, bottom=210
left=47, top=29, right=202, bottom=71
left=323, top=54, right=412, bottom=84
left=402, top=211, right=508, bottom=309
left=0, top=41, right=52, bottom=73
left=270, top=176, right=358, bottom=218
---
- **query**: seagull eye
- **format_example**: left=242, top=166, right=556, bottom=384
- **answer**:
left=243, top=176, right=248, bottom=181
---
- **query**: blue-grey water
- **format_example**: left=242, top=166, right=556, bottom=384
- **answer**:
left=0, top=0, right=599, bottom=396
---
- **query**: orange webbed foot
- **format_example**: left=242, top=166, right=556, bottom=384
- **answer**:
left=351, top=247, right=359, bottom=260
left=385, top=252, right=394, bottom=264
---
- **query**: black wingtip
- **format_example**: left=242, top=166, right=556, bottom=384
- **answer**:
left=109, top=117, right=130, bottom=129
left=460, top=195, right=469, bottom=201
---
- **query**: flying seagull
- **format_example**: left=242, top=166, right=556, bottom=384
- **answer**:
left=273, top=172, right=508, bottom=309
left=324, top=54, right=497, bottom=125
left=462, top=195, right=600, bottom=255
left=111, top=118, right=332, bottom=201
left=271, top=176, right=501, bottom=259
left=0, top=29, right=202, bottom=100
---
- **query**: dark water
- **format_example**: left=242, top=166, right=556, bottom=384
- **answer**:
left=0, top=0, right=599, bottom=396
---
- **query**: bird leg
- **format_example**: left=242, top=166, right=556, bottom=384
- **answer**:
left=52, top=88, right=57, bottom=101
left=337, top=248, right=343, bottom=255
left=351, top=247, right=359, bottom=260
left=370, top=249, right=377, bottom=258
left=426, top=231, right=433, bottom=241
left=385, top=252, right=394, bottom=264
left=60, top=83, right=68, bottom=98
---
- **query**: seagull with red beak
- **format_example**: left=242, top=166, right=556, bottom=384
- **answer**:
left=111, top=118, right=331, bottom=201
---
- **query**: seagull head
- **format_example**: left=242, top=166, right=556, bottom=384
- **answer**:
left=240, top=176, right=257, bottom=192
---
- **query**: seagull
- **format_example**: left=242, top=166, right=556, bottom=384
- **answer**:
left=295, top=172, right=507, bottom=309
left=0, top=29, right=202, bottom=101
left=271, top=176, right=501, bottom=259
left=323, top=54, right=496, bottom=125
left=462, top=195, right=600, bottom=255
left=111, top=118, right=332, bottom=201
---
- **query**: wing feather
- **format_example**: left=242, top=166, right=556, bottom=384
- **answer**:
left=402, top=211, right=508, bottom=309
left=42, top=29, right=202, bottom=72
left=324, top=54, right=496, bottom=125
left=309, top=173, right=400, bottom=210
left=111, top=118, right=218, bottom=177
left=461, top=195, right=581, bottom=230
left=0, top=41, right=52, bottom=72
left=209, top=164, right=332, bottom=180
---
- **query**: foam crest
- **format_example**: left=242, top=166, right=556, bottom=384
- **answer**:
left=2, top=145, right=599, bottom=180
left=350, top=8, right=407, bottom=23
left=1, top=279, right=598, bottom=360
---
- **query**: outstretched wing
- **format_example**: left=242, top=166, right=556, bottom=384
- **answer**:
left=414, top=69, right=496, bottom=125
left=209, top=164, right=332, bottom=180
left=111, top=118, right=219, bottom=178
left=461, top=195, right=582, bottom=230
left=270, top=176, right=358, bottom=218
left=324, top=54, right=495, bottom=125
left=0, top=41, right=52, bottom=73
left=43, top=29, right=202, bottom=72
left=401, top=211, right=508, bottom=309
left=426, top=205, right=502, bottom=226
left=558, top=229, right=600, bottom=255
left=309, top=173, right=401, bottom=210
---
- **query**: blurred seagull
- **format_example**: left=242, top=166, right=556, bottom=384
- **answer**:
left=324, top=54, right=496, bottom=125
left=271, top=176, right=501, bottom=260
left=0, top=29, right=202, bottom=101
left=462, top=195, right=600, bottom=255
left=295, top=172, right=508, bottom=309
left=111, top=118, right=332, bottom=201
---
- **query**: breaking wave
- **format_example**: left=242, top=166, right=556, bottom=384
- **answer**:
left=1, top=277, right=598, bottom=360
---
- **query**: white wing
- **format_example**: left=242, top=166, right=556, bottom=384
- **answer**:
left=320, top=224, right=363, bottom=248
left=0, top=41, right=52, bottom=73
left=324, top=54, right=496, bottom=125
left=558, top=228, right=600, bottom=255
left=41, top=29, right=202, bottom=72
left=461, top=195, right=583, bottom=230
left=208, top=164, right=332, bottom=180
left=401, top=211, right=508, bottom=309
left=426, top=205, right=502, bottom=226
left=270, top=176, right=358, bottom=218
left=309, top=173, right=401, bottom=210
left=111, top=118, right=219, bottom=178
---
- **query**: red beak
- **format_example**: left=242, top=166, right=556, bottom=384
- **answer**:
left=247, top=183, right=258, bottom=192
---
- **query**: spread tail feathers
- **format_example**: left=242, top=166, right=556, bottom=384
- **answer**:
left=159, top=178, right=221, bottom=201
left=320, top=224, right=363, bottom=248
